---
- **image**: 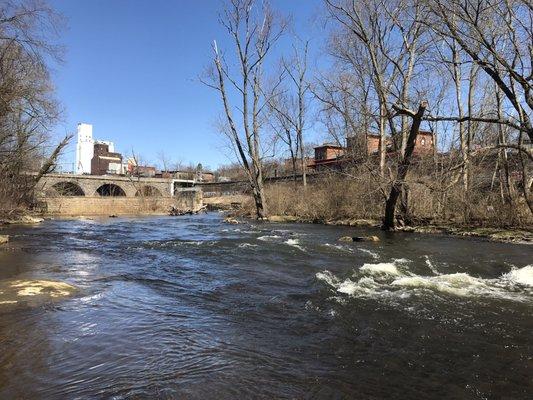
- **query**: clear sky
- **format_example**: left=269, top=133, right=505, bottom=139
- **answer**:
left=50, top=0, right=324, bottom=172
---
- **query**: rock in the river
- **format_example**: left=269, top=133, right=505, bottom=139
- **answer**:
left=0, top=279, right=76, bottom=307
left=338, top=235, right=380, bottom=242
left=354, top=235, right=380, bottom=242
left=338, top=236, right=354, bottom=242
left=20, top=215, right=44, bottom=224
left=0, top=234, right=9, bottom=245
left=224, top=217, right=240, bottom=224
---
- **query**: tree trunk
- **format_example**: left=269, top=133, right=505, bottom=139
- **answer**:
left=299, top=134, right=307, bottom=188
left=384, top=184, right=402, bottom=229
left=33, top=135, right=72, bottom=186
left=252, top=175, right=268, bottom=219
left=383, top=102, right=427, bottom=230
left=379, top=104, right=386, bottom=176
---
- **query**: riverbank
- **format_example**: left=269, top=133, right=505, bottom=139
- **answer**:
left=277, top=215, right=532, bottom=244
left=0, top=210, right=45, bottom=226
left=206, top=194, right=533, bottom=244
left=223, top=211, right=533, bottom=244
left=2, top=203, right=529, bottom=245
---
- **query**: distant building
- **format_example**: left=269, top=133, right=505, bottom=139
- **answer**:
left=158, top=170, right=193, bottom=180
left=308, top=143, right=346, bottom=171
left=75, top=123, right=94, bottom=174
left=198, top=171, right=215, bottom=183
left=91, top=142, right=123, bottom=175
left=75, top=123, right=124, bottom=175
left=309, top=130, right=435, bottom=171
left=158, top=169, right=215, bottom=183
left=347, top=130, right=434, bottom=156
left=126, top=158, right=156, bottom=177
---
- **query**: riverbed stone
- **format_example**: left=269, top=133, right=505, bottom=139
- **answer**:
left=338, top=236, right=354, bottom=242
left=338, top=235, right=380, bottom=242
left=0, top=234, right=9, bottom=245
left=0, top=279, right=76, bottom=307
left=354, top=235, right=380, bottom=242
left=20, top=215, right=44, bottom=224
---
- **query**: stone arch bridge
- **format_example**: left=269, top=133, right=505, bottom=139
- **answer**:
left=37, top=173, right=201, bottom=216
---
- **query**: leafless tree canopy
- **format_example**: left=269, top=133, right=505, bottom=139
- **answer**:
left=0, top=0, right=68, bottom=212
left=210, top=0, right=532, bottom=228
left=203, top=0, right=288, bottom=218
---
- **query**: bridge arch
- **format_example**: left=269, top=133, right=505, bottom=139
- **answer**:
left=51, top=181, right=85, bottom=196
left=135, top=185, right=162, bottom=197
left=95, top=183, right=126, bottom=197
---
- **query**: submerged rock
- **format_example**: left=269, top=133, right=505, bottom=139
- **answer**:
left=0, top=235, right=8, bottom=245
left=0, top=279, right=76, bottom=307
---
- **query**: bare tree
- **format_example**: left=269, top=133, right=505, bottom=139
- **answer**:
left=426, top=0, right=533, bottom=214
left=203, top=0, right=286, bottom=219
left=325, top=0, right=427, bottom=175
left=0, top=0, right=67, bottom=212
left=268, top=40, right=310, bottom=186
left=384, top=101, right=427, bottom=229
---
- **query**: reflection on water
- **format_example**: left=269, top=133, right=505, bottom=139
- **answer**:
left=0, top=213, right=531, bottom=399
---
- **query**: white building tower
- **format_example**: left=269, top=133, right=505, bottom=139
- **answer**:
left=75, top=123, right=94, bottom=174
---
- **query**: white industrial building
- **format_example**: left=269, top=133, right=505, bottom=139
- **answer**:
left=75, top=123, right=94, bottom=174
left=75, top=123, right=119, bottom=175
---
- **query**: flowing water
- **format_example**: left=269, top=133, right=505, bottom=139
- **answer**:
left=0, top=213, right=532, bottom=399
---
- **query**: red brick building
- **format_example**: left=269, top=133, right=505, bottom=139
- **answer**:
left=309, top=131, right=434, bottom=171
left=307, top=144, right=346, bottom=171
left=128, top=165, right=156, bottom=177
left=411, top=131, right=434, bottom=154
left=91, top=142, right=123, bottom=175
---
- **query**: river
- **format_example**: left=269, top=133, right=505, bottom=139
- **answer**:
left=0, top=213, right=531, bottom=399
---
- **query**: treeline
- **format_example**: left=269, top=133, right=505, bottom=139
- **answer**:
left=0, top=1, right=70, bottom=216
left=206, top=0, right=533, bottom=229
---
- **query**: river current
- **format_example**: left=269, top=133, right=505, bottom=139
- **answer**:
left=0, top=213, right=531, bottom=399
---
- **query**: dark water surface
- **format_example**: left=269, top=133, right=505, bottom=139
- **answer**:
left=0, top=213, right=532, bottom=399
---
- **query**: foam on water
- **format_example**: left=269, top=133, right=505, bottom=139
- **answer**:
left=391, top=273, right=490, bottom=297
left=360, top=261, right=402, bottom=276
left=238, top=243, right=258, bottom=248
left=316, top=263, right=533, bottom=303
left=425, top=255, right=440, bottom=275
left=358, top=248, right=380, bottom=259
left=257, top=235, right=281, bottom=242
left=502, top=265, right=533, bottom=286
left=285, top=238, right=305, bottom=251
left=323, top=243, right=353, bottom=253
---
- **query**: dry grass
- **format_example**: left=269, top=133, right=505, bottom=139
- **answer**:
left=239, top=167, right=532, bottom=228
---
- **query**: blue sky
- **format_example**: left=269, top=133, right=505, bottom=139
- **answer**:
left=50, top=0, right=324, bottom=171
